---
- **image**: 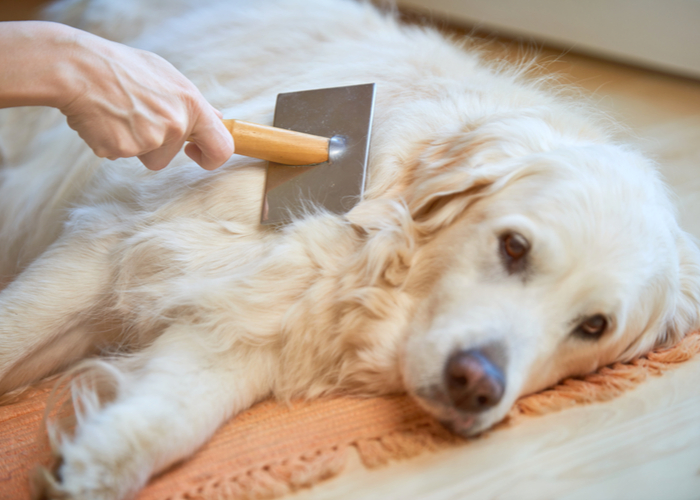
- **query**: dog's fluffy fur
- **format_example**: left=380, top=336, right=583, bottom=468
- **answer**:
left=1, top=0, right=699, bottom=498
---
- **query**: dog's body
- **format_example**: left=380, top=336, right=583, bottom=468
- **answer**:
left=1, top=0, right=699, bottom=498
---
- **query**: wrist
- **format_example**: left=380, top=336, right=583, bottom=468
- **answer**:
left=0, top=21, right=91, bottom=110
left=42, top=22, right=91, bottom=110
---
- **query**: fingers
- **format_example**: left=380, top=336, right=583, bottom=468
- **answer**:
left=186, top=109, right=234, bottom=170
left=116, top=105, right=232, bottom=171
left=143, top=105, right=232, bottom=171
left=184, top=142, right=204, bottom=167
left=138, top=139, right=185, bottom=171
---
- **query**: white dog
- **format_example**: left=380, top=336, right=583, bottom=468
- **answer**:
left=1, top=0, right=699, bottom=498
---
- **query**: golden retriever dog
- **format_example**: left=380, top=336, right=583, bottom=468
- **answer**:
left=1, top=0, right=699, bottom=498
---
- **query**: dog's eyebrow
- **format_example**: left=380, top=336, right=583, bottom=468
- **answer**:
left=568, top=314, right=586, bottom=328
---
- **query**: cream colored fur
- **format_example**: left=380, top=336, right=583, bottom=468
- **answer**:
left=0, top=0, right=699, bottom=498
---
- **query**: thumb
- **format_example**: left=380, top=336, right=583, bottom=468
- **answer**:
left=187, top=110, right=234, bottom=170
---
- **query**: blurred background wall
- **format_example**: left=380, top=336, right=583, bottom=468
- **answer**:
left=398, top=0, right=700, bottom=79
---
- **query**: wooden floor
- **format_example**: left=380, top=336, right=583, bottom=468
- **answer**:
left=3, top=3, right=700, bottom=499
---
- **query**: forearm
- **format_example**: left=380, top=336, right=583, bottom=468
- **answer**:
left=0, top=21, right=82, bottom=109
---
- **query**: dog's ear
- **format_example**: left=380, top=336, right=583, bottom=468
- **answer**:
left=405, top=124, right=530, bottom=234
left=617, top=228, right=700, bottom=362
left=661, top=231, right=700, bottom=347
left=346, top=124, right=529, bottom=287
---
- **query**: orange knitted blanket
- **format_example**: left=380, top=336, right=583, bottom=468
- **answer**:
left=2, top=331, right=699, bottom=500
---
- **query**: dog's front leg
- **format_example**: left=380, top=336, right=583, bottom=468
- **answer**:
left=37, top=324, right=274, bottom=500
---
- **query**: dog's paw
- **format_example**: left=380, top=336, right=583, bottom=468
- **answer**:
left=31, top=461, right=137, bottom=500
left=31, top=434, right=149, bottom=500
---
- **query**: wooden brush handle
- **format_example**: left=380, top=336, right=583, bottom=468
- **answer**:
left=189, top=119, right=330, bottom=165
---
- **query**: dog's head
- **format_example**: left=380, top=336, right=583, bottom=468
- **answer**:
left=354, top=113, right=700, bottom=436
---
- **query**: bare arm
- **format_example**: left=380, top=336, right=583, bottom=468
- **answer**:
left=0, top=21, right=233, bottom=170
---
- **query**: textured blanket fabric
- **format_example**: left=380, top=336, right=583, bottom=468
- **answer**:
left=2, top=331, right=698, bottom=500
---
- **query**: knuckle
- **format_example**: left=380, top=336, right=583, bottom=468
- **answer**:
left=116, top=143, right=139, bottom=158
left=138, top=134, right=163, bottom=154
left=169, top=118, right=189, bottom=139
left=91, top=146, right=109, bottom=159
left=119, top=146, right=142, bottom=159
left=145, top=139, right=162, bottom=152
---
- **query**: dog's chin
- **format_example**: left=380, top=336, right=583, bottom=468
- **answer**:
left=438, top=416, right=477, bottom=437
left=409, top=392, right=485, bottom=437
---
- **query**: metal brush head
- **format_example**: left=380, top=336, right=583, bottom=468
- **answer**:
left=260, top=83, right=376, bottom=225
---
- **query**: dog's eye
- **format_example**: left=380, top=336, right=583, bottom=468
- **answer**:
left=500, top=232, right=529, bottom=273
left=574, top=315, right=608, bottom=339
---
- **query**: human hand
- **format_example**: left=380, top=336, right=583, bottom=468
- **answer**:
left=58, top=30, right=233, bottom=170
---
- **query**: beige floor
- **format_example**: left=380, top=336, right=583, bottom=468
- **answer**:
left=3, top=3, right=700, bottom=499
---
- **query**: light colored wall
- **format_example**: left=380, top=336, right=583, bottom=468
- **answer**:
left=399, top=0, right=700, bottom=79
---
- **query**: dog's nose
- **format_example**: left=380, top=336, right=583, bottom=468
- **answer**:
left=444, top=349, right=505, bottom=412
